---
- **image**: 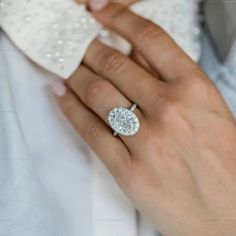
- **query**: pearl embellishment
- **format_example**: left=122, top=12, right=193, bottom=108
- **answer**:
left=0, top=0, right=201, bottom=79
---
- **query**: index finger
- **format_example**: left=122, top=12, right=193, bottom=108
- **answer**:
left=89, top=2, right=197, bottom=81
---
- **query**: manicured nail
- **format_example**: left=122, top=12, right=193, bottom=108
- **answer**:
left=51, top=81, right=67, bottom=97
left=89, top=0, right=108, bottom=11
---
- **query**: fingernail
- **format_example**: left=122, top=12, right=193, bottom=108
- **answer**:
left=89, top=0, right=108, bottom=11
left=51, top=81, right=67, bottom=97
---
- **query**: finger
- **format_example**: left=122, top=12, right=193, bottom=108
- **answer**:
left=68, top=65, right=132, bottom=119
left=83, top=40, right=166, bottom=108
left=67, top=65, right=147, bottom=151
left=89, top=3, right=197, bottom=81
left=51, top=81, right=129, bottom=175
left=130, top=50, right=160, bottom=78
left=75, top=0, right=137, bottom=6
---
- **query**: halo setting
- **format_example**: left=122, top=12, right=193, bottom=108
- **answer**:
left=108, top=106, right=140, bottom=136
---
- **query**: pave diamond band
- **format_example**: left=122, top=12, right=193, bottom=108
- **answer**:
left=108, top=103, right=140, bottom=137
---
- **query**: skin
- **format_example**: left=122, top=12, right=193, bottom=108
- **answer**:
left=75, top=0, right=138, bottom=5
left=53, top=2, right=236, bottom=236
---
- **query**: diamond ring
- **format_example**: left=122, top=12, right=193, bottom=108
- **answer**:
left=107, top=103, right=140, bottom=137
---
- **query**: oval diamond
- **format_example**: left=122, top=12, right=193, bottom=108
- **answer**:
left=108, top=107, right=140, bottom=136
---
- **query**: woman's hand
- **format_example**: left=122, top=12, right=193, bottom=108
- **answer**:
left=51, top=2, right=236, bottom=236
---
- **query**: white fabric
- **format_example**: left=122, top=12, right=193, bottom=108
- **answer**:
left=1, top=34, right=138, bottom=236
left=0, top=0, right=201, bottom=78
left=0, top=0, right=102, bottom=78
left=0, top=0, right=201, bottom=235
left=0, top=35, right=59, bottom=236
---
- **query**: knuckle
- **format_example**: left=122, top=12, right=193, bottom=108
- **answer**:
left=86, top=80, right=111, bottom=110
left=100, top=49, right=128, bottom=74
left=186, top=71, right=212, bottom=99
left=112, top=6, right=128, bottom=26
left=65, top=105, right=84, bottom=131
left=164, top=98, right=180, bottom=113
left=137, top=20, right=165, bottom=42
left=160, top=97, right=183, bottom=122
left=64, top=100, right=78, bottom=121
left=148, top=85, right=167, bottom=112
left=85, top=121, right=100, bottom=144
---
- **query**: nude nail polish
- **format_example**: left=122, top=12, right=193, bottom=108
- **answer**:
left=51, top=81, right=67, bottom=97
left=89, top=0, right=109, bottom=11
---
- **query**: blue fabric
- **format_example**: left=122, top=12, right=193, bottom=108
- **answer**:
left=200, top=31, right=236, bottom=116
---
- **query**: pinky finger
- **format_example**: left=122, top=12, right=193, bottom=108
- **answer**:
left=51, top=81, right=130, bottom=176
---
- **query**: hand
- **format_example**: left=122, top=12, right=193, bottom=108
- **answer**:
left=51, top=2, right=236, bottom=236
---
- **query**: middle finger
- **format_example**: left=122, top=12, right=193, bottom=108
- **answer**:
left=83, top=40, right=166, bottom=109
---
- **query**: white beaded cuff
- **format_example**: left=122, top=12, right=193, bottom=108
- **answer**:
left=0, top=0, right=201, bottom=79
left=0, top=0, right=102, bottom=79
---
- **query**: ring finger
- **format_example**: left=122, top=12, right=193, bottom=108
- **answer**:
left=67, top=65, right=147, bottom=153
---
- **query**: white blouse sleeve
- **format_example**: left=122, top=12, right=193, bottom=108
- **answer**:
left=0, top=0, right=201, bottom=79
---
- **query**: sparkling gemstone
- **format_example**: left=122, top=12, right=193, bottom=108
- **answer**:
left=57, top=39, right=63, bottom=45
left=24, top=15, right=32, bottom=22
left=80, top=17, right=88, bottom=23
left=58, top=57, right=64, bottom=63
left=45, top=53, right=52, bottom=59
left=54, top=51, right=60, bottom=57
left=108, top=107, right=140, bottom=136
